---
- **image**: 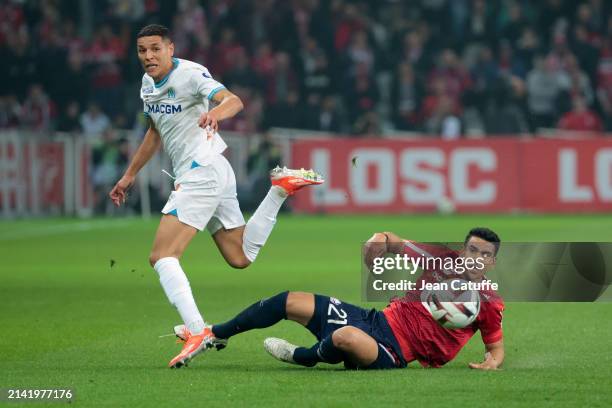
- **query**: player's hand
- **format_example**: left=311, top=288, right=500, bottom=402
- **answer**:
left=109, top=175, right=135, bottom=207
left=468, top=352, right=500, bottom=370
left=197, top=111, right=219, bottom=136
left=363, top=233, right=388, bottom=270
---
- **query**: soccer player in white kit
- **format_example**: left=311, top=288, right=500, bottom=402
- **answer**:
left=109, top=25, right=323, bottom=368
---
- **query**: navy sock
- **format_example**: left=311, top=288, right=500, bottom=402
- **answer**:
left=293, top=335, right=344, bottom=367
left=212, top=291, right=288, bottom=339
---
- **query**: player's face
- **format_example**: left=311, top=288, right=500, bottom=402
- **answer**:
left=461, top=236, right=496, bottom=281
left=137, top=36, right=174, bottom=80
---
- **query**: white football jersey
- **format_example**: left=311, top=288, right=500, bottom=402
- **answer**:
left=140, top=57, right=227, bottom=178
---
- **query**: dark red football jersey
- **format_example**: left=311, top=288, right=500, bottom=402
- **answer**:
left=383, top=240, right=504, bottom=367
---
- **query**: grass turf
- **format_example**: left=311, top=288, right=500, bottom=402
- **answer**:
left=1, top=214, right=611, bottom=407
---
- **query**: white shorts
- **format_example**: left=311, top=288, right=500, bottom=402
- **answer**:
left=161, top=154, right=246, bottom=233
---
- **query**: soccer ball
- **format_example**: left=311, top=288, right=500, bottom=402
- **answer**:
left=421, top=279, right=480, bottom=329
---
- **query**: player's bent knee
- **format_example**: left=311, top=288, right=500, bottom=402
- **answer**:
left=332, top=326, right=359, bottom=350
left=227, top=255, right=251, bottom=269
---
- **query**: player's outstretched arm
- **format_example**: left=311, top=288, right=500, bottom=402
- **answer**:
left=109, top=123, right=161, bottom=206
left=469, top=339, right=504, bottom=370
left=363, top=232, right=407, bottom=269
left=197, top=88, right=243, bottom=133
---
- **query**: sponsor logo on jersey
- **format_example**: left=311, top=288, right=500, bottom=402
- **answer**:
left=143, top=86, right=154, bottom=95
left=145, top=103, right=182, bottom=115
left=330, top=297, right=341, bottom=305
left=202, top=71, right=211, bottom=79
left=167, top=88, right=176, bottom=99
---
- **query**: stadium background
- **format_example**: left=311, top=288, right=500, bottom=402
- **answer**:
left=1, top=0, right=612, bottom=407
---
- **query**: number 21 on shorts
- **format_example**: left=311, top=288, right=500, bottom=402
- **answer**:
left=327, top=302, right=348, bottom=325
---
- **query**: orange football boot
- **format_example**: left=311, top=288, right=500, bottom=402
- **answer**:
left=168, top=327, right=214, bottom=368
left=270, top=166, right=324, bottom=196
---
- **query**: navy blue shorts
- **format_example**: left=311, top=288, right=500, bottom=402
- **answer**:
left=305, top=295, right=406, bottom=369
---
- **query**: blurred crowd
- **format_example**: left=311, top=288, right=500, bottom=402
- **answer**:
left=1, top=0, right=611, bottom=138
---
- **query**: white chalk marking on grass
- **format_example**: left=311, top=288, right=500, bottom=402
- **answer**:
left=0, top=219, right=137, bottom=241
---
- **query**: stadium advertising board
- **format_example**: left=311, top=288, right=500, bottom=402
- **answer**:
left=290, top=137, right=612, bottom=213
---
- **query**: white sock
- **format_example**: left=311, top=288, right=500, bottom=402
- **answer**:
left=242, top=186, right=287, bottom=262
left=154, top=257, right=205, bottom=334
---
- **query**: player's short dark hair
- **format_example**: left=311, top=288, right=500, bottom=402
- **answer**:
left=464, top=227, right=501, bottom=255
left=137, top=24, right=171, bottom=40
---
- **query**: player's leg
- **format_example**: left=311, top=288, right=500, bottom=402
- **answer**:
left=210, top=162, right=323, bottom=268
left=211, top=291, right=315, bottom=339
left=279, top=326, right=395, bottom=369
left=210, top=184, right=287, bottom=268
left=211, top=225, right=250, bottom=269
left=149, top=214, right=205, bottom=335
left=151, top=213, right=221, bottom=368
left=330, top=326, right=380, bottom=367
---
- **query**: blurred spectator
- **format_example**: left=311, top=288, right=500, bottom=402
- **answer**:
left=264, top=52, right=299, bottom=105
left=354, top=111, right=382, bottom=136
left=422, top=79, right=461, bottom=125
left=429, top=49, right=472, bottom=103
left=56, top=101, right=82, bottom=133
left=345, top=64, right=379, bottom=122
left=564, top=55, right=594, bottom=107
left=515, top=27, right=542, bottom=73
left=344, top=30, right=375, bottom=77
left=51, top=51, right=91, bottom=110
left=391, top=63, right=424, bottom=131
left=317, top=95, right=343, bottom=133
left=2, top=30, right=38, bottom=98
left=334, top=3, right=368, bottom=52
left=526, top=55, right=570, bottom=130
left=92, top=129, right=129, bottom=214
left=572, top=24, right=601, bottom=83
left=0, top=95, right=22, bottom=129
left=80, top=103, right=111, bottom=138
left=87, top=24, right=127, bottom=117
left=210, top=27, right=244, bottom=77
left=223, top=48, right=260, bottom=89
left=483, top=77, right=529, bottom=135
left=265, top=89, right=303, bottom=129
left=21, top=84, right=54, bottom=132
left=471, top=46, right=501, bottom=103
left=300, top=37, right=332, bottom=97
left=252, top=42, right=276, bottom=78
left=399, top=31, right=431, bottom=77
left=425, top=96, right=462, bottom=139
left=597, top=37, right=612, bottom=131
left=463, top=0, right=495, bottom=45
left=499, top=1, right=530, bottom=48
left=558, top=96, right=602, bottom=132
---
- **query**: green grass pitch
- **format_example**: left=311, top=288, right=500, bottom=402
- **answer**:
left=1, top=214, right=612, bottom=407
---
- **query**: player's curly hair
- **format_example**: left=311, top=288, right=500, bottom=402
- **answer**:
left=465, top=227, right=501, bottom=254
left=137, top=24, right=171, bottom=40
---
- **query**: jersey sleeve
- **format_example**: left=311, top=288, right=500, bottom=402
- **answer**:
left=478, top=300, right=504, bottom=344
left=190, top=67, right=226, bottom=101
left=403, top=241, right=456, bottom=262
left=140, top=76, right=153, bottom=119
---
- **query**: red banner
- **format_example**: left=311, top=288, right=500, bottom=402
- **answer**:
left=0, top=138, right=66, bottom=212
left=290, top=137, right=612, bottom=213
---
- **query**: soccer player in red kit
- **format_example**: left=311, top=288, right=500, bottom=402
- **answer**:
left=170, top=227, right=504, bottom=370
left=374, top=228, right=504, bottom=369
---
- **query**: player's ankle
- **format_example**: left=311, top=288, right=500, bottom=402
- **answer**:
left=271, top=185, right=288, bottom=198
